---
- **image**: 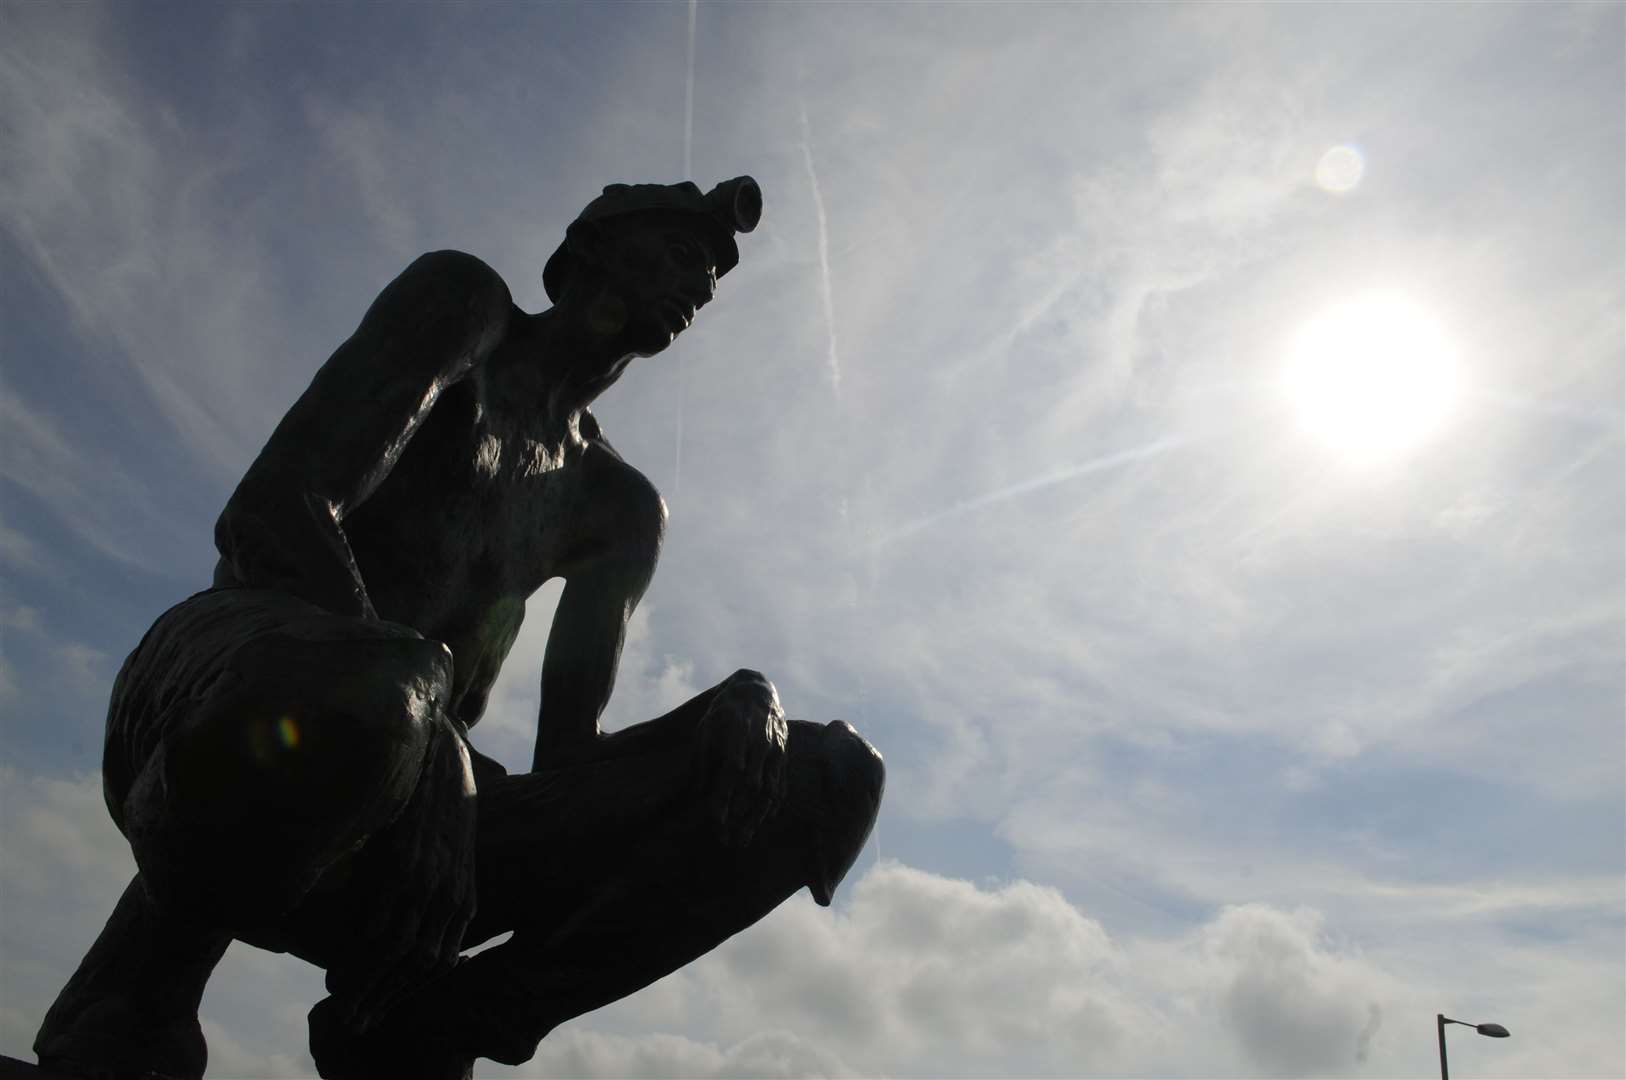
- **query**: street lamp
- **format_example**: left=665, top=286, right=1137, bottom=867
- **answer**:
left=1437, top=1013, right=1511, bottom=1079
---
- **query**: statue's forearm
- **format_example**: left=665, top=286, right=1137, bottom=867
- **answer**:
left=534, top=615, right=727, bottom=768
left=214, top=473, right=376, bottom=619
left=537, top=635, right=719, bottom=770
left=532, top=522, right=662, bottom=769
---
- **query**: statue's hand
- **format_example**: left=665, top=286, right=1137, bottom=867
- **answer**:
left=328, top=714, right=478, bottom=1032
left=693, top=669, right=789, bottom=847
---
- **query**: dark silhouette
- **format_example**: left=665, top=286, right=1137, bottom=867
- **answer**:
left=34, top=177, right=884, bottom=1080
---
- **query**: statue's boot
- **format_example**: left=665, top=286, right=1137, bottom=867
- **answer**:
left=308, top=717, right=884, bottom=1076
left=34, top=877, right=229, bottom=1080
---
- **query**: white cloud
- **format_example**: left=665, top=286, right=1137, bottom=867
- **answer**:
left=486, top=863, right=1412, bottom=1079
left=0, top=770, right=129, bottom=904
left=521, top=1028, right=853, bottom=1080
left=197, top=944, right=324, bottom=1079
left=199, top=1017, right=313, bottom=1080
left=503, top=862, right=1619, bottom=1078
left=1201, top=905, right=1389, bottom=1077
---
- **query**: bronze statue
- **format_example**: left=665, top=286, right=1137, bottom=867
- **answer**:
left=34, top=177, right=884, bottom=1080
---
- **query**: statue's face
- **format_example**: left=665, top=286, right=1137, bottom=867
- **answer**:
left=583, top=213, right=719, bottom=357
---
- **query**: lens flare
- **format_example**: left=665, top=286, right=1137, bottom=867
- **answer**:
left=1315, top=145, right=1365, bottom=193
left=277, top=715, right=301, bottom=749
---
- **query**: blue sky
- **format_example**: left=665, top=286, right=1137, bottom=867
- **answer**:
left=2, top=2, right=1622, bottom=1076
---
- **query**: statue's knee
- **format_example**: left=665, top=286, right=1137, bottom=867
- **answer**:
left=179, top=632, right=447, bottom=793
left=800, top=720, right=884, bottom=906
left=315, top=633, right=453, bottom=756
left=158, top=632, right=448, bottom=853
left=132, top=632, right=453, bottom=925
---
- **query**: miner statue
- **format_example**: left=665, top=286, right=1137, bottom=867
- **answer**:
left=36, top=176, right=884, bottom=1079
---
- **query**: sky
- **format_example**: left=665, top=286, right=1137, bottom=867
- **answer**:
left=1, top=2, right=1622, bottom=1077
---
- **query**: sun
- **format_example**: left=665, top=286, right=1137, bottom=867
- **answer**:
left=1282, top=295, right=1460, bottom=464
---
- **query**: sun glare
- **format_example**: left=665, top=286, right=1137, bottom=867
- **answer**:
left=1283, top=295, right=1460, bottom=464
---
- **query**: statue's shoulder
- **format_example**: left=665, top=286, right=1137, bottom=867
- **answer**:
left=348, top=250, right=514, bottom=371
left=323, top=250, right=513, bottom=389
left=578, top=409, right=665, bottom=522
left=393, top=249, right=512, bottom=305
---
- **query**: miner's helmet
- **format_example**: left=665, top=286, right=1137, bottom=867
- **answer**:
left=543, top=176, right=762, bottom=304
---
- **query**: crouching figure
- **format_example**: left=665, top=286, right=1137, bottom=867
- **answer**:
left=35, top=177, right=884, bottom=1079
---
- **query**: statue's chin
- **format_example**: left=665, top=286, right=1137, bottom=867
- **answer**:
left=626, top=334, right=674, bottom=359
left=625, top=314, right=683, bottom=358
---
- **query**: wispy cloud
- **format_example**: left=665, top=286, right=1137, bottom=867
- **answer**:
left=874, top=434, right=1193, bottom=548
left=0, top=13, right=251, bottom=476
left=0, top=391, right=170, bottom=574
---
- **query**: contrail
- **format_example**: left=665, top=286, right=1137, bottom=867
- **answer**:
left=873, top=434, right=1191, bottom=548
left=673, top=0, right=698, bottom=503
left=798, top=98, right=841, bottom=392
left=683, top=0, right=696, bottom=178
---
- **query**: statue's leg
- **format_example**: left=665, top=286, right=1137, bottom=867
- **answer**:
left=310, top=717, right=883, bottom=1074
left=33, top=877, right=230, bottom=1080
left=36, top=589, right=452, bottom=1080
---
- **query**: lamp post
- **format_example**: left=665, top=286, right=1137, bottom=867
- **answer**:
left=1437, top=1013, right=1510, bottom=1079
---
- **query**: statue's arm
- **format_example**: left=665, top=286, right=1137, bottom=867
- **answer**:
left=531, top=427, right=787, bottom=840
left=214, top=250, right=513, bottom=618
left=528, top=429, right=784, bottom=818
left=532, top=439, right=667, bottom=770
left=535, top=575, right=745, bottom=771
